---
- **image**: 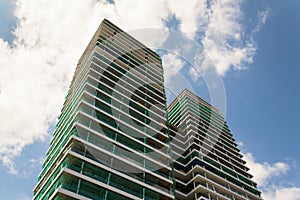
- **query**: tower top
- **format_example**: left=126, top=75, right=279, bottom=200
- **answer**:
left=167, top=88, right=222, bottom=116
left=77, top=18, right=160, bottom=68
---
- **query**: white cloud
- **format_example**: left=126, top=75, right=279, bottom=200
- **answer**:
left=253, top=5, right=270, bottom=33
left=114, top=0, right=169, bottom=29
left=200, top=0, right=257, bottom=75
left=162, top=52, right=195, bottom=102
left=243, top=152, right=300, bottom=200
left=0, top=0, right=114, bottom=174
left=162, top=52, right=184, bottom=84
left=166, top=0, right=208, bottom=39
left=0, top=0, right=267, bottom=174
left=263, top=186, right=300, bottom=200
left=244, top=152, right=289, bottom=186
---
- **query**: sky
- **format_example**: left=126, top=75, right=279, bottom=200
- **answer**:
left=0, top=0, right=299, bottom=199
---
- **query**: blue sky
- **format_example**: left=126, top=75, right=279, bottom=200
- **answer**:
left=0, top=0, right=299, bottom=199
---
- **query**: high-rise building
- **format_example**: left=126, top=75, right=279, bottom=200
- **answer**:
left=33, top=19, right=173, bottom=200
left=167, top=89, right=262, bottom=200
left=33, top=19, right=262, bottom=200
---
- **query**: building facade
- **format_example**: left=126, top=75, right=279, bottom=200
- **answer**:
left=167, top=89, right=262, bottom=200
left=33, top=19, right=173, bottom=200
left=33, top=19, right=262, bottom=200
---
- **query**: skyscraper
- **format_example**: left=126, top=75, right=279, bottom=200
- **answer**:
left=167, top=89, right=262, bottom=200
left=33, top=19, right=173, bottom=200
left=33, top=19, right=262, bottom=200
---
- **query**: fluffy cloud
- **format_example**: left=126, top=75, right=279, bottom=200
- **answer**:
left=0, top=0, right=266, bottom=174
left=244, top=152, right=300, bottom=200
left=167, top=0, right=208, bottom=39
left=201, top=0, right=255, bottom=75
left=263, top=187, right=300, bottom=200
left=0, top=0, right=112, bottom=174
left=244, top=153, right=289, bottom=186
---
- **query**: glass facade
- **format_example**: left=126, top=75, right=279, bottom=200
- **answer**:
left=33, top=19, right=262, bottom=200
left=33, top=19, right=173, bottom=200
